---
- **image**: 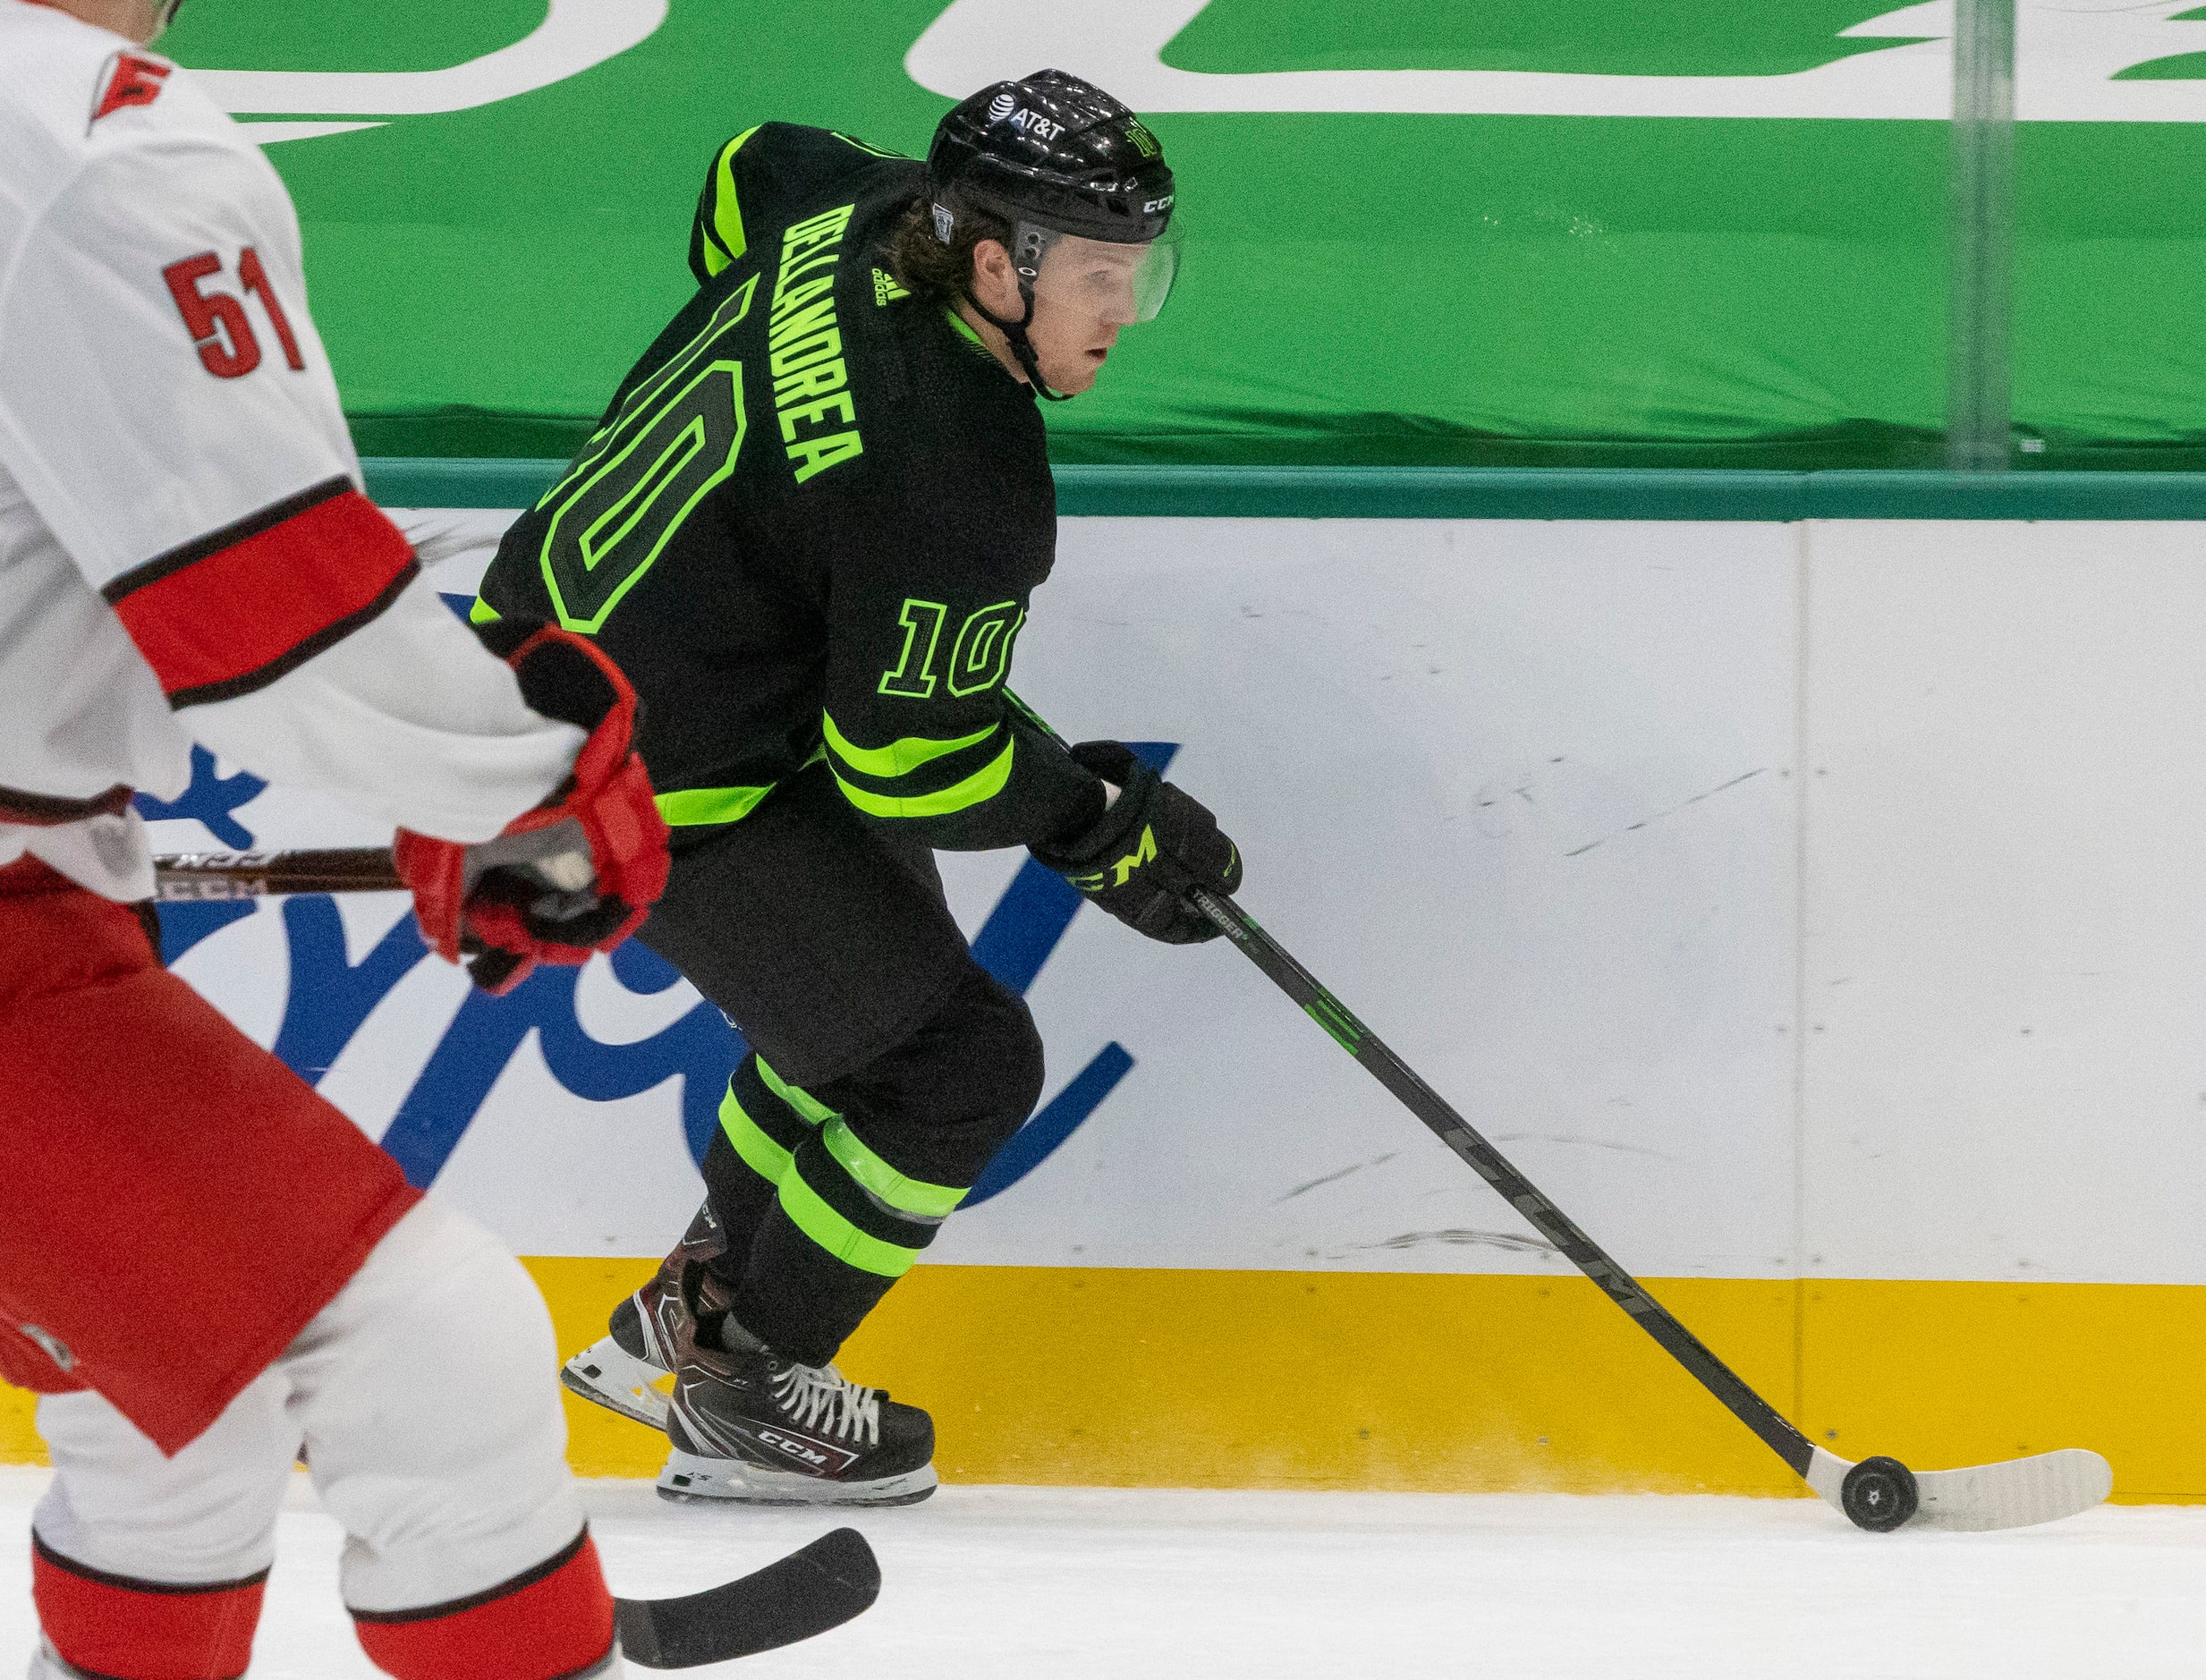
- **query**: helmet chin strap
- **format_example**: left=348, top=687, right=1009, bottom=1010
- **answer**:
left=966, top=281, right=1073, bottom=403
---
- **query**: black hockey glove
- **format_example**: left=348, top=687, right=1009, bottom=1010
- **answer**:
left=1032, top=740, right=1243, bottom=944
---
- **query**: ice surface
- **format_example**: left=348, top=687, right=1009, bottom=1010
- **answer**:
left=0, top=1467, right=2200, bottom=1677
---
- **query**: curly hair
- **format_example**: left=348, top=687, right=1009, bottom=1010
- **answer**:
left=883, top=191, right=1013, bottom=308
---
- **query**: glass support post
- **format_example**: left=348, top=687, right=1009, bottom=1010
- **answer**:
left=1947, top=0, right=2017, bottom=471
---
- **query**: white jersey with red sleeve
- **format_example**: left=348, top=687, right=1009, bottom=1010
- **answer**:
left=0, top=1, right=583, bottom=899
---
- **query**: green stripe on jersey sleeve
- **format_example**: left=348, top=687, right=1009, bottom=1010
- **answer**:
left=830, top=736, right=1015, bottom=819
left=700, top=125, right=759, bottom=277
left=821, top=712, right=998, bottom=779
left=654, top=784, right=775, bottom=827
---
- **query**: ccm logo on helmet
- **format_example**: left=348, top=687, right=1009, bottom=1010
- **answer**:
left=1143, top=196, right=1175, bottom=213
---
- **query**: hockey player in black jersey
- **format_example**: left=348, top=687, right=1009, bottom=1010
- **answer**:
left=478, top=71, right=1240, bottom=1506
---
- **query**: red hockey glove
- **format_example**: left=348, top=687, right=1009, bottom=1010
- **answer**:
left=395, top=626, right=670, bottom=995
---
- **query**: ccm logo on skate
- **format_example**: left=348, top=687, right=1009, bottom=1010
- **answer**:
left=758, top=1430, right=857, bottom=1473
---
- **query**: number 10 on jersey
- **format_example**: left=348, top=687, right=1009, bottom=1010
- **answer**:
left=878, top=598, right=1024, bottom=700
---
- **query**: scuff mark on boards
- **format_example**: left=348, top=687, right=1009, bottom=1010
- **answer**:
left=1563, top=768, right=1768, bottom=859
left=1354, top=1228, right=1556, bottom=1256
left=1275, top=1152, right=1399, bottom=1204
left=1493, top=1132, right=1674, bottom=1161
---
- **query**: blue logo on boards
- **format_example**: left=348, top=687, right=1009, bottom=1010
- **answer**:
left=144, top=741, right=1175, bottom=1204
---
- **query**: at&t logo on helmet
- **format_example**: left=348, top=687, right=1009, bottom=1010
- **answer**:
left=986, top=94, right=1066, bottom=143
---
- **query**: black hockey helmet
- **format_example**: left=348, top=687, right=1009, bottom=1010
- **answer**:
left=926, top=70, right=1180, bottom=399
left=929, top=69, right=1176, bottom=246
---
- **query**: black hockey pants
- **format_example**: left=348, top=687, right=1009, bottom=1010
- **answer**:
left=635, top=764, right=1043, bottom=1366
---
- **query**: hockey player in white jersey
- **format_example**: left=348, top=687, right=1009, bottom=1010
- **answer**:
left=0, top=1, right=678, bottom=1676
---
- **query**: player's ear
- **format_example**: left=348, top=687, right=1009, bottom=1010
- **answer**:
left=968, top=239, right=1020, bottom=318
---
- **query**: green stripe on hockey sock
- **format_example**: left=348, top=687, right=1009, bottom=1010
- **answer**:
left=718, top=1086, right=793, bottom=1184
left=777, top=1167, right=920, bottom=1278
left=756, top=1057, right=837, bottom=1125
left=822, top=1118, right=967, bottom=1218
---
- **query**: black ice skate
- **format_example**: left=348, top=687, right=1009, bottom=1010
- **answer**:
left=659, top=1315, right=937, bottom=1508
left=560, top=1201, right=724, bottom=1431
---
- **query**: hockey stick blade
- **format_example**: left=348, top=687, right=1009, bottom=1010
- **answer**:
left=1807, top=1445, right=2113, bottom=1533
left=615, top=1527, right=880, bottom=1667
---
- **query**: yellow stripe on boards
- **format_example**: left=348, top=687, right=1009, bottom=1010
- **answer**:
left=1796, top=1278, right=2206, bottom=1503
left=525, top=1256, right=663, bottom=1479
left=13, top=1269, right=2196, bottom=1496
left=490, top=1266, right=2206, bottom=1498
left=0, top=1383, right=38, bottom=1467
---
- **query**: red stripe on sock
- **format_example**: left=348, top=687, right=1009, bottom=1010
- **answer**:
left=32, top=1540, right=265, bottom=1680
left=352, top=1533, right=615, bottom=1680
left=110, top=486, right=417, bottom=706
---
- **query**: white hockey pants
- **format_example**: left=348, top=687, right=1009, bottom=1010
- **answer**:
left=27, top=1197, right=620, bottom=1678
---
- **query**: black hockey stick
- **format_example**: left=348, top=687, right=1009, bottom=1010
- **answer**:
left=1184, top=885, right=2112, bottom=1531
left=616, top=1527, right=879, bottom=1667
left=1010, top=698, right=2110, bottom=1532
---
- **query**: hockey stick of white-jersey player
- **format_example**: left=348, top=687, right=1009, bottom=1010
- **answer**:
left=152, top=819, right=2115, bottom=1533
left=152, top=846, right=409, bottom=900
left=616, top=1526, right=878, bottom=1667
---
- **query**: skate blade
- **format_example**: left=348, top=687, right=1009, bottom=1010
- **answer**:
left=561, top=1336, right=671, bottom=1432
left=656, top=1447, right=938, bottom=1509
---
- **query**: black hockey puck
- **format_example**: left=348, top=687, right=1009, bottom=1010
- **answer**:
left=1840, top=1455, right=1920, bottom=1532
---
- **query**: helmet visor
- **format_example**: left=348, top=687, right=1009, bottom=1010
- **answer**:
left=1016, top=223, right=1182, bottom=326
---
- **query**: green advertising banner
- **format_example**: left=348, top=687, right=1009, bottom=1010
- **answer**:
left=162, top=2, right=2206, bottom=469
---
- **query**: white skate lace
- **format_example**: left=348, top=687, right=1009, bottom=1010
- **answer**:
left=771, top=1361, right=882, bottom=1446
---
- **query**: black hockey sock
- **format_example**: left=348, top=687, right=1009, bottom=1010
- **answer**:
left=718, top=969, right=1045, bottom=1364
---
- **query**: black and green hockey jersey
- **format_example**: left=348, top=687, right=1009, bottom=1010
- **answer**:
left=475, top=123, right=1105, bottom=852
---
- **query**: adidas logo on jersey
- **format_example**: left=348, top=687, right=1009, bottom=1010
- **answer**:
left=871, top=267, right=910, bottom=307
